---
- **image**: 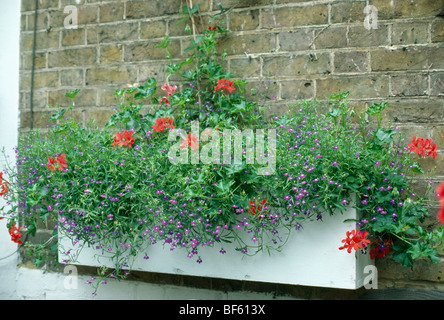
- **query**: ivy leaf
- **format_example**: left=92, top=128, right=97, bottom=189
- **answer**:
left=182, top=70, right=197, bottom=80
left=407, top=241, right=440, bottom=262
left=105, top=113, right=120, bottom=129
left=392, top=244, right=413, bottom=267
left=229, top=100, right=251, bottom=114
left=134, top=78, right=157, bottom=100
left=370, top=214, right=395, bottom=233
left=166, top=63, right=181, bottom=74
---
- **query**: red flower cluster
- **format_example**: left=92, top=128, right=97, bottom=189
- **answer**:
left=0, top=172, right=8, bottom=196
left=9, top=223, right=23, bottom=245
left=408, top=136, right=438, bottom=159
left=47, top=154, right=68, bottom=172
left=208, top=26, right=217, bottom=31
left=152, top=117, right=175, bottom=132
left=0, top=172, right=9, bottom=196
left=369, top=238, right=392, bottom=259
left=214, top=78, right=235, bottom=94
left=112, top=130, right=135, bottom=149
left=437, top=182, right=444, bottom=224
left=248, top=199, right=267, bottom=219
left=180, top=133, right=200, bottom=150
left=339, top=230, right=370, bottom=253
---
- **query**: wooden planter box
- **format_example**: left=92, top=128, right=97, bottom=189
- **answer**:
left=58, top=205, right=373, bottom=290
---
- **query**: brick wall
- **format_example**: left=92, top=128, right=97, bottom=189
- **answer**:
left=18, top=0, right=444, bottom=296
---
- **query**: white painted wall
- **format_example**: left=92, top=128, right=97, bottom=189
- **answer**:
left=0, top=0, right=21, bottom=300
left=9, top=266, right=296, bottom=300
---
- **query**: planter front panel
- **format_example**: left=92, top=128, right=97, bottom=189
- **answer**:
left=59, top=206, right=373, bottom=290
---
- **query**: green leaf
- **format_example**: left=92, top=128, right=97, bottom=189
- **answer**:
left=209, top=3, right=233, bottom=23
left=410, top=162, right=424, bottom=174
left=329, top=91, right=350, bottom=101
left=65, top=89, right=80, bottom=99
left=231, top=100, right=247, bottom=113
left=27, top=219, right=38, bottom=237
left=53, top=123, right=69, bottom=133
left=113, top=88, right=126, bottom=97
left=392, top=245, right=413, bottom=267
left=182, top=70, right=197, bottom=80
left=40, top=207, right=50, bottom=222
left=155, top=36, right=170, bottom=49
left=49, top=109, right=67, bottom=121
left=194, top=35, right=204, bottom=45
left=166, top=63, right=181, bottom=74
left=374, top=128, right=396, bottom=145
left=180, top=57, right=194, bottom=66
left=366, top=101, right=388, bottom=116
left=407, top=241, right=440, bottom=263
left=134, top=78, right=157, bottom=100
left=105, top=113, right=120, bottom=128
left=216, top=179, right=234, bottom=195
left=328, top=107, right=342, bottom=118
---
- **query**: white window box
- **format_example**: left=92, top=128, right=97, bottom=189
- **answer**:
left=58, top=205, right=373, bottom=290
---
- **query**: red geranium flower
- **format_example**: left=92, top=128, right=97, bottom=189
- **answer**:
left=47, top=154, right=68, bottom=171
left=214, top=78, right=235, bottom=94
left=339, top=230, right=370, bottom=253
left=180, top=133, right=200, bottom=150
left=0, top=172, right=7, bottom=197
left=0, top=181, right=8, bottom=196
left=9, top=223, right=23, bottom=245
left=438, top=207, right=444, bottom=225
left=369, top=238, right=392, bottom=259
left=112, top=130, right=135, bottom=149
left=152, top=117, right=175, bottom=132
left=47, top=156, right=57, bottom=171
left=437, top=182, right=444, bottom=224
left=248, top=199, right=267, bottom=219
left=56, top=153, right=68, bottom=171
left=408, top=136, right=438, bottom=159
